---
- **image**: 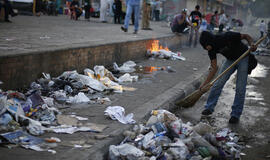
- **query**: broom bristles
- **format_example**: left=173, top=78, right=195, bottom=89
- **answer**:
left=175, top=89, right=205, bottom=108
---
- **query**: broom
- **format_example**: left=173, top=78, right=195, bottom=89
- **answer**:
left=175, top=35, right=267, bottom=108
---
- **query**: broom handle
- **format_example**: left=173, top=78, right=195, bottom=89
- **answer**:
left=209, top=35, right=267, bottom=86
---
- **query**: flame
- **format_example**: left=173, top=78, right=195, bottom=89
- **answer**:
left=149, top=40, right=170, bottom=52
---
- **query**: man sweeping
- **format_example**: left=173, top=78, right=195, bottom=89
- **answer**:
left=199, top=31, right=257, bottom=124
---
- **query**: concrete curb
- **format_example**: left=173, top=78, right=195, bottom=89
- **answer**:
left=86, top=69, right=209, bottom=160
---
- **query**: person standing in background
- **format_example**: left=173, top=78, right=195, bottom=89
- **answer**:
left=209, top=11, right=218, bottom=32
left=84, top=0, right=91, bottom=21
left=152, top=0, right=160, bottom=21
left=188, top=5, right=202, bottom=47
left=112, top=0, right=122, bottom=24
left=141, top=0, right=152, bottom=30
left=100, top=0, right=109, bottom=22
left=218, top=9, right=227, bottom=33
left=259, top=20, right=266, bottom=38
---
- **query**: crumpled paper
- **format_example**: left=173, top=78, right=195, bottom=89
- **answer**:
left=104, top=106, right=136, bottom=124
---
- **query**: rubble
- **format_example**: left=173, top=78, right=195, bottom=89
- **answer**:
left=108, top=109, right=247, bottom=160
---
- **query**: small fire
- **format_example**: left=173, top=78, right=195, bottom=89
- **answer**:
left=150, top=40, right=169, bottom=53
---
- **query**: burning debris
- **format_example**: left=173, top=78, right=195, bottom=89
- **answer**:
left=109, top=110, right=247, bottom=160
left=147, top=40, right=186, bottom=61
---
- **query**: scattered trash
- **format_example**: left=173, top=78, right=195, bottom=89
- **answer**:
left=104, top=106, right=136, bottom=124
left=108, top=109, right=247, bottom=160
left=147, top=40, right=186, bottom=61
left=118, top=73, right=138, bottom=83
left=113, top=61, right=136, bottom=73
left=67, top=92, right=90, bottom=104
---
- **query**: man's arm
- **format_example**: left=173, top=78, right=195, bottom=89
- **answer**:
left=200, top=59, right=218, bottom=92
left=240, top=34, right=257, bottom=52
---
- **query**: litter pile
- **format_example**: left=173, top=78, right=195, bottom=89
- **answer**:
left=109, top=110, right=246, bottom=160
left=0, top=61, right=139, bottom=153
left=146, top=40, right=186, bottom=61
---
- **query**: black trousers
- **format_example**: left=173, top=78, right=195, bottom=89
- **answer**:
left=84, top=5, right=90, bottom=19
left=0, top=1, right=15, bottom=21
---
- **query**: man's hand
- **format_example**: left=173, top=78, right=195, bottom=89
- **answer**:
left=199, top=83, right=212, bottom=93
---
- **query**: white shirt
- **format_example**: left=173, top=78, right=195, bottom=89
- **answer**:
left=260, top=22, right=266, bottom=33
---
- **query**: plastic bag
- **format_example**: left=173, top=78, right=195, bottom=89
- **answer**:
left=109, top=143, right=145, bottom=160
left=104, top=106, right=136, bottom=124
left=118, top=73, right=138, bottom=83
left=113, top=61, right=136, bottom=73
left=67, top=92, right=90, bottom=104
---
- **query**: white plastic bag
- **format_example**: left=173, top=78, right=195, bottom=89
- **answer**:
left=67, top=92, right=90, bottom=103
left=113, top=61, right=136, bottom=73
left=104, top=106, right=136, bottom=124
left=118, top=73, right=138, bottom=83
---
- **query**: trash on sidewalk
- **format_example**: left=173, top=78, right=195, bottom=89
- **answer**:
left=113, top=61, right=136, bottom=73
left=0, top=130, right=58, bottom=153
left=146, top=40, right=186, bottom=61
left=67, top=92, right=90, bottom=104
left=104, top=106, right=136, bottom=124
left=118, top=73, right=138, bottom=83
left=108, top=109, right=246, bottom=160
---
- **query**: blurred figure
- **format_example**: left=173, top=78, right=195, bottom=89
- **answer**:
left=70, top=0, right=82, bottom=20
left=48, top=0, right=57, bottom=16
left=188, top=5, right=202, bottom=47
left=100, top=0, right=109, bottom=22
left=84, top=0, right=91, bottom=21
left=112, top=0, right=122, bottom=23
left=209, top=11, right=218, bottom=32
left=199, top=14, right=207, bottom=32
left=121, top=0, right=141, bottom=34
left=218, top=9, right=227, bottom=33
left=259, top=20, right=266, bottom=38
left=170, top=9, right=191, bottom=34
left=152, top=0, right=160, bottom=21
left=0, top=0, right=17, bottom=22
left=141, top=0, right=152, bottom=30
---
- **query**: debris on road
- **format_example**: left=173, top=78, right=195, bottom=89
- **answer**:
left=104, top=106, right=136, bottom=124
left=108, top=109, right=246, bottom=160
left=147, top=40, right=186, bottom=61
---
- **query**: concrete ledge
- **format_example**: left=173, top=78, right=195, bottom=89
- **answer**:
left=0, top=35, right=187, bottom=90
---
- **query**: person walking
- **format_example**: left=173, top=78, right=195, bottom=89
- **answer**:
left=188, top=5, right=202, bottom=47
left=199, top=31, right=257, bottom=124
left=121, top=0, right=141, bottom=34
left=141, top=0, right=152, bottom=30
left=259, top=20, right=266, bottom=38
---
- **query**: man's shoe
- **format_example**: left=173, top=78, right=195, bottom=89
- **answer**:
left=4, top=19, right=12, bottom=23
left=229, top=116, right=239, bottom=124
left=121, top=26, right=127, bottom=32
left=201, top=109, right=213, bottom=116
left=133, top=30, right=138, bottom=34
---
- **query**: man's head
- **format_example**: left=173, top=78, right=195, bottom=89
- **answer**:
left=195, top=5, right=200, bottom=11
left=214, top=11, right=218, bottom=15
left=200, top=31, right=215, bottom=51
left=182, top=8, right=188, bottom=15
left=220, top=9, right=224, bottom=14
left=261, top=20, right=264, bottom=23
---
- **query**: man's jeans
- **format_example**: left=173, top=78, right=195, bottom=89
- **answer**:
left=124, top=4, right=140, bottom=31
left=205, top=56, right=249, bottom=118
